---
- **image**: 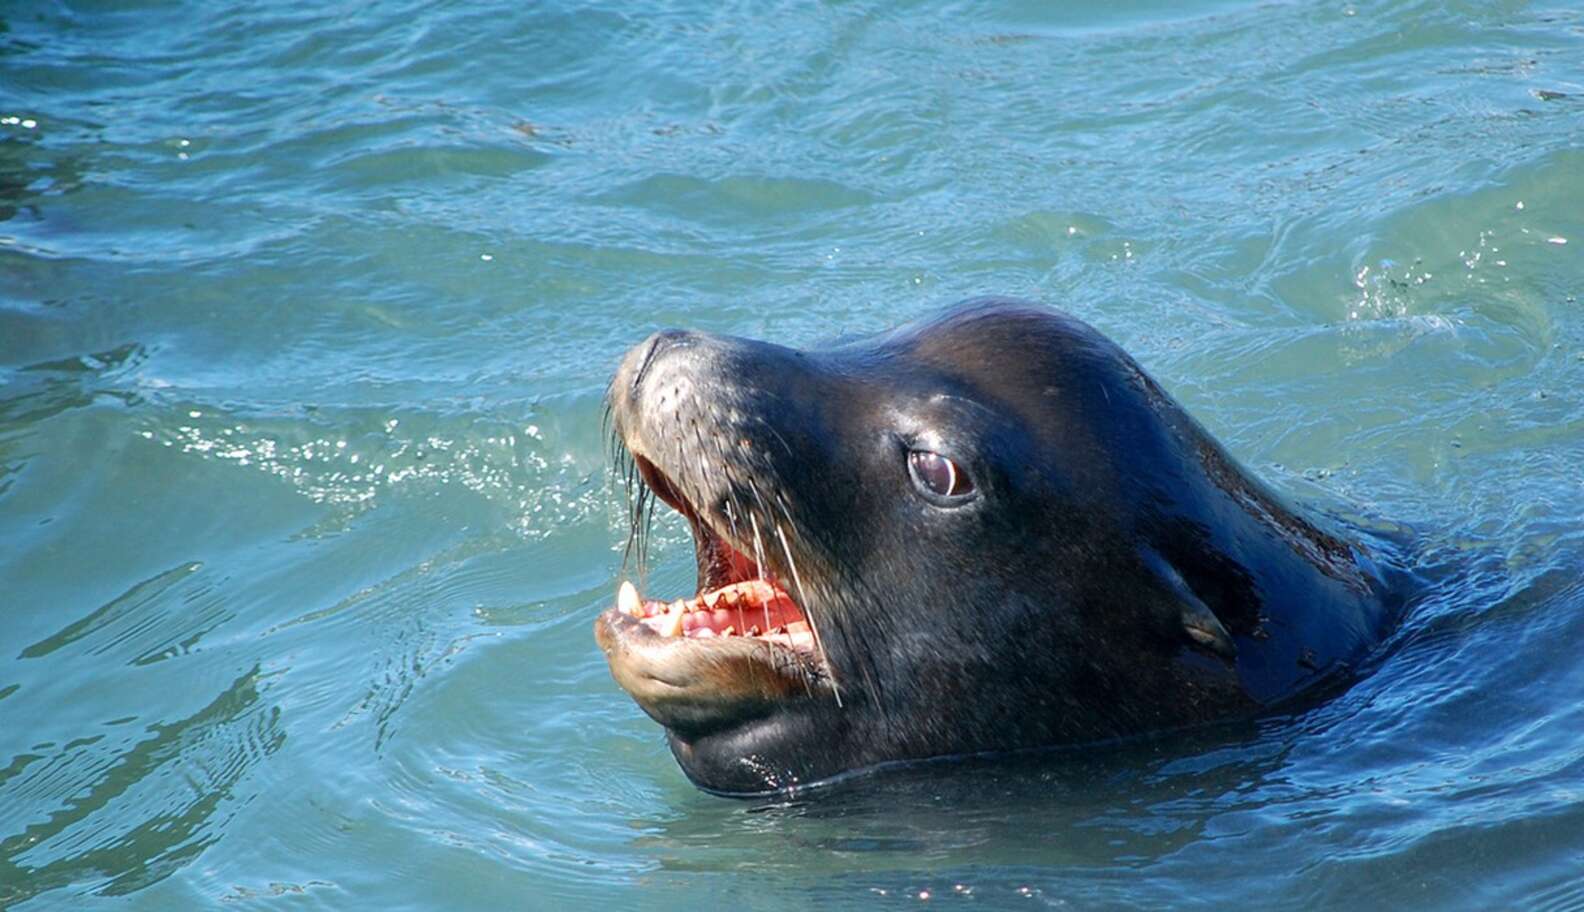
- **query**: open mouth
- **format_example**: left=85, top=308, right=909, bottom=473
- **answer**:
left=614, top=455, right=819, bottom=655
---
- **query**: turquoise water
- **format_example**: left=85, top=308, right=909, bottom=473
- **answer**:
left=3, top=0, right=1583, bottom=907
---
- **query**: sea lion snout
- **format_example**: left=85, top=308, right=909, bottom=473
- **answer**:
left=622, top=328, right=697, bottom=395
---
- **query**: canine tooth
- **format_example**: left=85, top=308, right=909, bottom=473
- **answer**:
left=618, top=581, right=640, bottom=617
left=661, top=602, right=686, bottom=637
left=722, top=625, right=735, bottom=637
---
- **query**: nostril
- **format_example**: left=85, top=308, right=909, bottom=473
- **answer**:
left=633, top=329, right=692, bottom=392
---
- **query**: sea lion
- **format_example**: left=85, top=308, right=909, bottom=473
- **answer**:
left=594, top=297, right=1402, bottom=796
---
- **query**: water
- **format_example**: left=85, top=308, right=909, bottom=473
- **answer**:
left=2, top=0, right=1582, bottom=907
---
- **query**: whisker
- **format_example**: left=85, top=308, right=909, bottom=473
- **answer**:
left=744, top=480, right=777, bottom=627
left=712, top=440, right=748, bottom=590
left=754, top=414, right=796, bottom=460
left=775, top=518, right=841, bottom=707
left=747, top=511, right=768, bottom=586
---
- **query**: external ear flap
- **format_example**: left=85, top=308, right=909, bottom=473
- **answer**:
left=1141, top=548, right=1238, bottom=661
left=1180, top=600, right=1238, bottom=660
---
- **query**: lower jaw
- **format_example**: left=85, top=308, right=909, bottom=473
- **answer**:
left=598, top=608, right=837, bottom=718
left=662, top=707, right=858, bottom=797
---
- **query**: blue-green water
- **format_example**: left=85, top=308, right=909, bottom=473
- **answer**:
left=3, top=0, right=1583, bottom=907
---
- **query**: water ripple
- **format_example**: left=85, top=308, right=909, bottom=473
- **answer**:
left=2, top=0, right=1583, bottom=908
left=0, top=667, right=283, bottom=904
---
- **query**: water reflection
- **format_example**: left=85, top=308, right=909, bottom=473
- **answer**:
left=0, top=125, right=82, bottom=226
left=633, top=720, right=1287, bottom=872
left=0, top=665, right=283, bottom=904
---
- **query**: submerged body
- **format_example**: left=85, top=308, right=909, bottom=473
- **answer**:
left=595, top=298, right=1403, bottom=796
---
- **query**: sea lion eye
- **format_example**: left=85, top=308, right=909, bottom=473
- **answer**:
left=907, top=449, right=974, bottom=499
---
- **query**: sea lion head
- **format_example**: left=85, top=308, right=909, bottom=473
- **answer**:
left=595, top=297, right=1384, bottom=795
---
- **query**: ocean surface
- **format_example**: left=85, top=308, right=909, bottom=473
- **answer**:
left=3, top=0, right=1583, bottom=908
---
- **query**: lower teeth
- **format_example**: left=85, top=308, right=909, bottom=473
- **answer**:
left=620, top=580, right=805, bottom=643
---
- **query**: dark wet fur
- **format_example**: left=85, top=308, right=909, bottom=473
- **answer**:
left=600, top=298, right=1407, bottom=795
